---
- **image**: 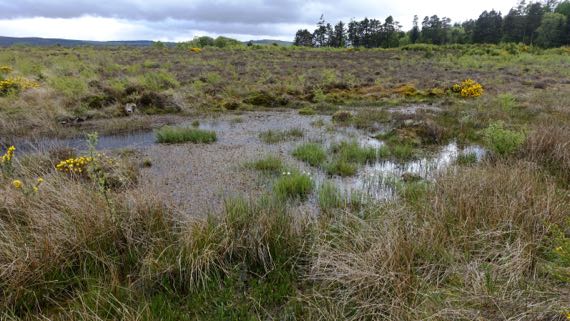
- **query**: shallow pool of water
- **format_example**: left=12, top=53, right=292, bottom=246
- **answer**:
left=312, top=142, right=486, bottom=202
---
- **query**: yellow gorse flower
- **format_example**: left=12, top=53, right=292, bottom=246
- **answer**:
left=11, top=179, right=23, bottom=189
left=56, top=156, right=93, bottom=174
left=1, top=145, right=15, bottom=163
left=0, top=65, right=13, bottom=74
left=190, top=47, right=202, bottom=53
left=452, top=79, right=484, bottom=98
left=0, top=77, right=40, bottom=96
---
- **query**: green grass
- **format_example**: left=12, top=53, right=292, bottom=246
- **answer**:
left=325, top=159, right=358, bottom=177
left=299, top=107, right=316, bottom=115
left=156, top=126, right=217, bottom=144
left=318, top=181, right=343, bottom=212
left=259, top=128, right=304, bottom=144
left=389, top=144, right=415, bottom=161
left=331, top=140, right=378, bottom=164
left=456, top=152, right=478, bottom=165
left=292, top=142, right=327, bottom=167
left=273, top=172, right=313, bottom=200
left=249, top=155, right=283, bottom=173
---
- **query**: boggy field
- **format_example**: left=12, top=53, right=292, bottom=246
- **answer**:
left=1, top=45, right=569, bottom=320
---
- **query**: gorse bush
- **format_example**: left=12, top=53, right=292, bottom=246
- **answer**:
left=484, top=122, right=525, bottom=156
left=0, top=77, right=40, bottom=96
left=452, top=79, right=484, bottom=97
left=156, top=126, right=217, bottom=144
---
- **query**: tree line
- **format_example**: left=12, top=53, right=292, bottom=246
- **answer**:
left=294, top=0, right=570, bottom=48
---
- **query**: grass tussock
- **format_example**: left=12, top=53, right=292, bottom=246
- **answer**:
left=273, top=172, right=313, bottom=200
left=292, top=142, right=327, bottom=167
left=248, top=155, right=283, bottom=174
left=305, top=161, right=569, bottom=320
left=156, top=126, right=217, bottom=144
left=259, top=128, right=304, bottom=144
left=524, top=124, right=570, bottom=185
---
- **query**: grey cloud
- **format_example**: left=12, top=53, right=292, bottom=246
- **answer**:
left=0, top=0, right=317, bottom=24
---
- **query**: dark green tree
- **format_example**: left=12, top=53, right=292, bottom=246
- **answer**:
left=503, top=8, right=526, bottom=42
left=329, top=21, right=347, bottom=47
left=294, top=29, right=313, bottom=47
left=312, top=15, right=329, bottom=47
left=347, top=20, right=360, bottom=47
left=410, top=15, right=420, bottom=43
left=536, top=12, right=567, bottom=47
left=556, top=0, right=570, bottom=44
left=473, top=10, right=503, bottom=43
left=524, top=2, right=545, bottom=44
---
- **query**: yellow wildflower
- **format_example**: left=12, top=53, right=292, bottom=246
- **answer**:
left=37, top=177, right=44, bottom=184
left=11, top=179, right=22, bottom=189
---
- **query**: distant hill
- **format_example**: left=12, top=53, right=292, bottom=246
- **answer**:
left=0, top=36, right=293, bottom=47
left=246, top=39, right=293, bottom=46
left=0, top=36, right=167, bottom=47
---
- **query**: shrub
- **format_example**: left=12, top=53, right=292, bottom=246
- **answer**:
left=292, top=143, right=327, bottom=167
left=156, top=126, right=217, bottom=144
left=483, top=122, right=525, bottom=157
left=452, top=79, right=484, bottom=98
left=0, top=77, right=40, bottom=96
left=273, top=172, right=313, bottom=200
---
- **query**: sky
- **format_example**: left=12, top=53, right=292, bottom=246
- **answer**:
left=0, top=0, right=516, bottom=42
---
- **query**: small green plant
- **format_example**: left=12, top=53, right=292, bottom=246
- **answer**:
left=497, top=93, right=517, bottom=112
left=483, top=122, right=525, bottom=157
left=259, top=128, right=304, bottom=144
left=156, top=126, right=217, bottom=144
left=292, top=143, right=327, bottom=167
left=273, top=171, right=313, bottom=200
left=249, top=155, right=283, bottom=173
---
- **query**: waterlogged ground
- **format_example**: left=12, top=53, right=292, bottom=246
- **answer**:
left=19, top=109, right=486, bottom=215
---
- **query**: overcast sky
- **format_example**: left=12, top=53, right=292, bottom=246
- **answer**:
left=0, top=0, right=516, bottom=42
